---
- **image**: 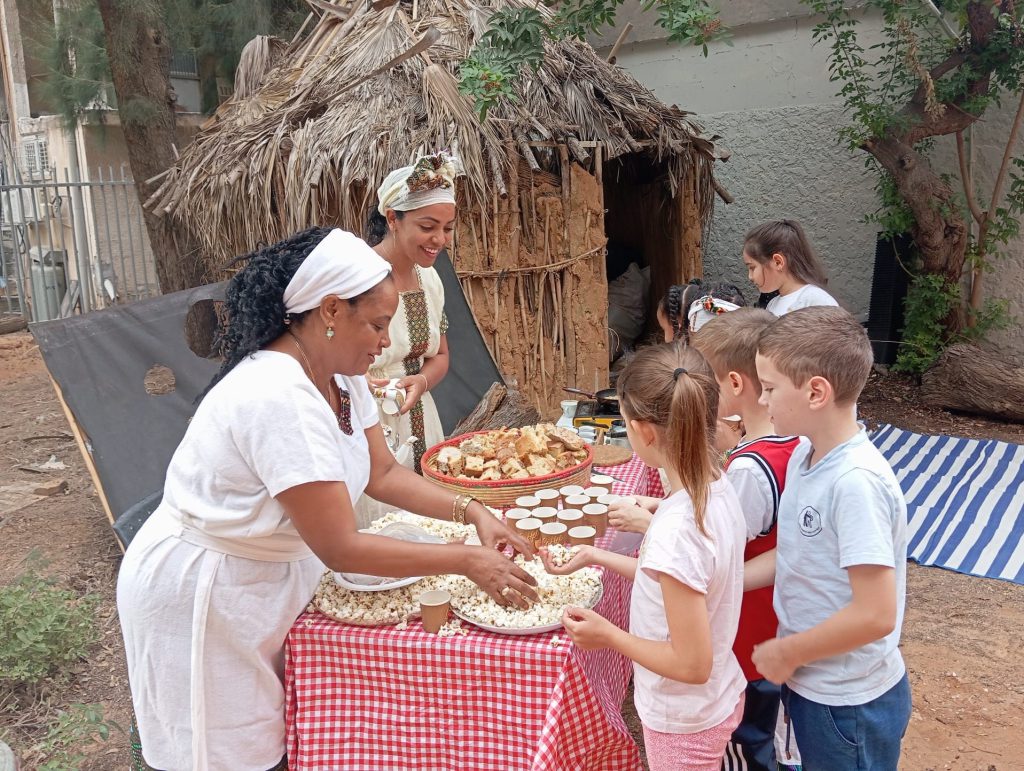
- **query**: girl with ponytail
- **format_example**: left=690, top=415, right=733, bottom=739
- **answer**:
left=542, top=344, right=748, bottom=770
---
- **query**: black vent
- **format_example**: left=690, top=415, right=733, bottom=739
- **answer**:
left=867, top=234, right=913, bottom=365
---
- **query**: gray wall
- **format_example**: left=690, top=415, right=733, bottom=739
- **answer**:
left=602, top=5, right=1023, bottom=361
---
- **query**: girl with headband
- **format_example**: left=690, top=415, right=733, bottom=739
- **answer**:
left=117, top=227, right=537, bottom=770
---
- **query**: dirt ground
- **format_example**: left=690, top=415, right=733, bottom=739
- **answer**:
left=1, top=330, right=1023, bottom=770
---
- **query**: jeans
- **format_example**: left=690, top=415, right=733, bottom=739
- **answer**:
left=781, top=672, right=911, bottom=771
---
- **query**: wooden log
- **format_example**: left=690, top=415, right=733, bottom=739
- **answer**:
left=920, top=343, right=1024, bottom=423
left=451, top=382, right=542, bottom=436
left=0, top=316, right=29, bottom=335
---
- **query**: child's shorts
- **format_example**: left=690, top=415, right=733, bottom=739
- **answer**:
left=642, top=693, right=745, bottom=771
left=781, top=672, right=911, bottom=770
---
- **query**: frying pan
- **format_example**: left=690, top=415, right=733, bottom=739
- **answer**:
left=562, top=386, right=620, bottom=412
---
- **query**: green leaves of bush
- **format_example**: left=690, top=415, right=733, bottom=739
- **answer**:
left=0, top=563, right=100, bottom=687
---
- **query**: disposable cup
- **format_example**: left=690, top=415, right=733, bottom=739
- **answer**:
left=568, top=525, right=596, bottom=546
left=582, top=503, right=609, bottom=538
left=589, top=474, right=615, bottom=486
left=539, top=522, right=568, bottom=546
left=515, top=517, right=543, bottom=547
left=597, top=494, right=621, bottom=507
left=584, top=486, right=609, bottom=499
left=515, top=495, right=541, bottom=510
left=536, top=489, right=560, bottom=507
left=532, top=506, right=558, bottom=523
left=419, top=589, right=451, bottom=634
left=565, top=494, right=590, bottom=510
left=504, top=508, right=533, bottom=524
left=557, top=485, right=585, bottom=506
left=557, top=509, right=584, bottom=528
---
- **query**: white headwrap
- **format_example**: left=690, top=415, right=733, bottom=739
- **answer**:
left=376, top=152, right=461, bottom=216
left=283, top=229, right=392, bottom=314
left=687, top=295, right=742, bottom=333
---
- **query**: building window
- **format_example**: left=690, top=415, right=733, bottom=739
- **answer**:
left=23, top=137, right=51, bottom=180
left=170, top=50, right=199, bottom=79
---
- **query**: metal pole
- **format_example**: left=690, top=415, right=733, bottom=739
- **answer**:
left=53, top=177, right=73, bottom=312
left=63, top=153, right=92, bottom=311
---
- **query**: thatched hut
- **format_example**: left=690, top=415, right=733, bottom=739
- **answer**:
left=152, top=0, right=722, bottom=413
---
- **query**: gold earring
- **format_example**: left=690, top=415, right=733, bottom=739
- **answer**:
left=326, top=325, right=335, bottom=340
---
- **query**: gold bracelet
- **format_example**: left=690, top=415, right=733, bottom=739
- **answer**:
left=458, top=494, right=474, bottom=524
left=417, top=373, right=430, bottom=391
left=452, top=494, right=469, bottom=525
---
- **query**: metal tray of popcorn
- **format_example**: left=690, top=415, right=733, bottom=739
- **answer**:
left=452, top=582, right=603, bottom=636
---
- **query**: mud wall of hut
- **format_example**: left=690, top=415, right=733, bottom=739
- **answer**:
left=450, top=147, right=608, bottom=418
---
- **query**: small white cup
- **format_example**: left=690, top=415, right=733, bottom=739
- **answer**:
left=375, top=378, right=407, bottom=416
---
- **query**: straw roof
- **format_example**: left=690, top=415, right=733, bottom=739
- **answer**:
left=154, top=0, right=721, bottom=263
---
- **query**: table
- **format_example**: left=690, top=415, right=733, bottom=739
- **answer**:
left=285, top=454, right=663, bottom=770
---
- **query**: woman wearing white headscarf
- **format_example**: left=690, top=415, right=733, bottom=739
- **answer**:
left=362, top=153, right=459, bottom=486
left=117, top=226, right=537, bottom=771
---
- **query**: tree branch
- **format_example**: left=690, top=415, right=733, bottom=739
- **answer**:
left=956, top=130, right=985, bottom=225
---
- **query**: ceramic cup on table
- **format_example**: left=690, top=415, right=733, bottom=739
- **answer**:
left=515, top=517, right=542, bottom=548
left=539, top=522, right=568, bottom=546
left=535, top=489, right=560, bottom=508
left=582, top=503, right=609, bottom=538
left=557, top=509, right=584, bottom=529
left=419, top=589, right=451, bottom=634
left=515, top=495, right=541, bottom=511
left=568, top=525, right=596, bottom=546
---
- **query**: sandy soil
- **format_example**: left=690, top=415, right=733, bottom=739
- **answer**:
left=1, top=333, right=1023, bottom=769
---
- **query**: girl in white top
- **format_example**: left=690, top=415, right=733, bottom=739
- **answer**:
left=117, top=227, right=538, bottom=771
left=542, top=344, right=747, bottom=771
left=741, top=219, right=839, bottom=316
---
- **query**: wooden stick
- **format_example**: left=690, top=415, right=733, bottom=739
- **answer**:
left=606, top=22, right=634, bottom=64
left=559, top=143, right=571, bottom=253
left=47, top=375, right=121, bottom=550
left=712, top=177, right=735, bottom=205
left=455, top=244, right=603, bottom=278
left=517, top=275, right=531, bottom=381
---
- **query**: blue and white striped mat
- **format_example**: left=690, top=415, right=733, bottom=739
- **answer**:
left=870, top=423, right=1024, bottom=584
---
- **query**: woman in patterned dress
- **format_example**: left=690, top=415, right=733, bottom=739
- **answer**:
left=356, top=154, right=458, bottom=524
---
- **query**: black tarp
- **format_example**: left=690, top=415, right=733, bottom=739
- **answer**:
left=31, top=251, right=501, bottom=545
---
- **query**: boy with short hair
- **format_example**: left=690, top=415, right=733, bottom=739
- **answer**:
left=693, top=309, right=801, bottom=771
left=750, top=306, right=911, bottom=770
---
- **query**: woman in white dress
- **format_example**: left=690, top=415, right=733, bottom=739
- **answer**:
left=117, top=227, right=537, bottom=771
left=364, top=153, right=459, bottom=475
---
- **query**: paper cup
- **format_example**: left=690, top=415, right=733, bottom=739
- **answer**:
left=568, top=525, right=596, bottom=546
left=515, top=517, right=542, bottom=547
left=558, top=485, right=585, bottom=506
left=597, top=494, right=621, bottom=507
left=532, top=506, right=558, bottom=523
left=515, top=495, right=541, bottom=510
left=582, top=503, right=609, bottom=537
left=584, top=486, right=609, bottom=499
left=565, top=494, right=590, bottom=510
left=504, top=508, right=533, bottom=524
left=419, top=589, right=451, bottom=634
left=536, top=489, right=560, bottom=507
left=539, top=522, right=568, bottom=546
left=557, top=509, right=584, bottom=528
left=589, top=474, right=614, bottom=486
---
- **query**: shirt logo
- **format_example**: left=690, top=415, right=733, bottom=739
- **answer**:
left=798, top=506, right=822, bottom=537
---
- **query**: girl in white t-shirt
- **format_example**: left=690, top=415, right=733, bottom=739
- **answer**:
left=542, top=344, right=747, bottom=770
left=742, top=219, right=839, bottom=315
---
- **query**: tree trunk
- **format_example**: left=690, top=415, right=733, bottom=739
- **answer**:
left=920, top=343, right=1024, bottom=423
left=94, top=0, right=207, bottom=293
left=451, top=382, right=541, bottom=436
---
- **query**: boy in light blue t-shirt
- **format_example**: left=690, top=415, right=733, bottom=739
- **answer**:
left=745, top=306, right=911, bottom=770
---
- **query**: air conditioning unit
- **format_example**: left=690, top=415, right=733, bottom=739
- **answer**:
left=0, top=188, right=43, bottom=226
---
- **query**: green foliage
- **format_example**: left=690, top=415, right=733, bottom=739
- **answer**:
left=34, top=704, right=113, bottom=771
left=894, top=273, right=958, bottom=374
left=458, top=0, right=728, bottom=119
left=0, top=557, right=100, bottom=687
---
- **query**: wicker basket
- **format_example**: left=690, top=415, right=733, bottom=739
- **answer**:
left=422, top=431, right=593, bottom=508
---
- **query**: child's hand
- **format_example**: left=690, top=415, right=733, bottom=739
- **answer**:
left=539, top=545, right=593, bottom=575
left=751, top=637, right=798, bottom=684
left=608, top=499, right=653, bottom=533
left=560, top=606, right=614, bottom=650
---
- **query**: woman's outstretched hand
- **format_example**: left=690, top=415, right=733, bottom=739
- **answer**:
left=469, top=504, right=535, bottom=558
left=465, top=547, right=539, bottom=609
left=539, top=545, right=594, bottom=575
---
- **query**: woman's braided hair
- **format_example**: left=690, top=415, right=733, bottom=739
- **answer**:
left=201, top=226, right=333, bottom=398
left=364, top=209, right=405, bottom=247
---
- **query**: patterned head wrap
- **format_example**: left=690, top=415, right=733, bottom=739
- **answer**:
left=283, top=229, right=392, bottom=314
left=687, top=295, right=742, bottom=333
left=376, top=152, right=462, bottom=216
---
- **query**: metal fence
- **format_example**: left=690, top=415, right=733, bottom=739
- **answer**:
left=0, top=166, right=158, bottom=323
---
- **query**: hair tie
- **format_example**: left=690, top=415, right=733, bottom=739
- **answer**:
left=673, top=367, right=687, bottom=381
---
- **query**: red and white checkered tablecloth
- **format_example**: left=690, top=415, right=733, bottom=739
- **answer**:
left=285, top=454, right=663, bottom=770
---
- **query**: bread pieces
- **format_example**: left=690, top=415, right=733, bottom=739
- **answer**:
left=427, top=423, right=588, bottom=481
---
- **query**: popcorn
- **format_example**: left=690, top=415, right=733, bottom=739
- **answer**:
left=312, top=573, right=420, bottom=626
left=545, top=544, right=580, bottom=568
left=366, top=510, right=492, bottom=542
